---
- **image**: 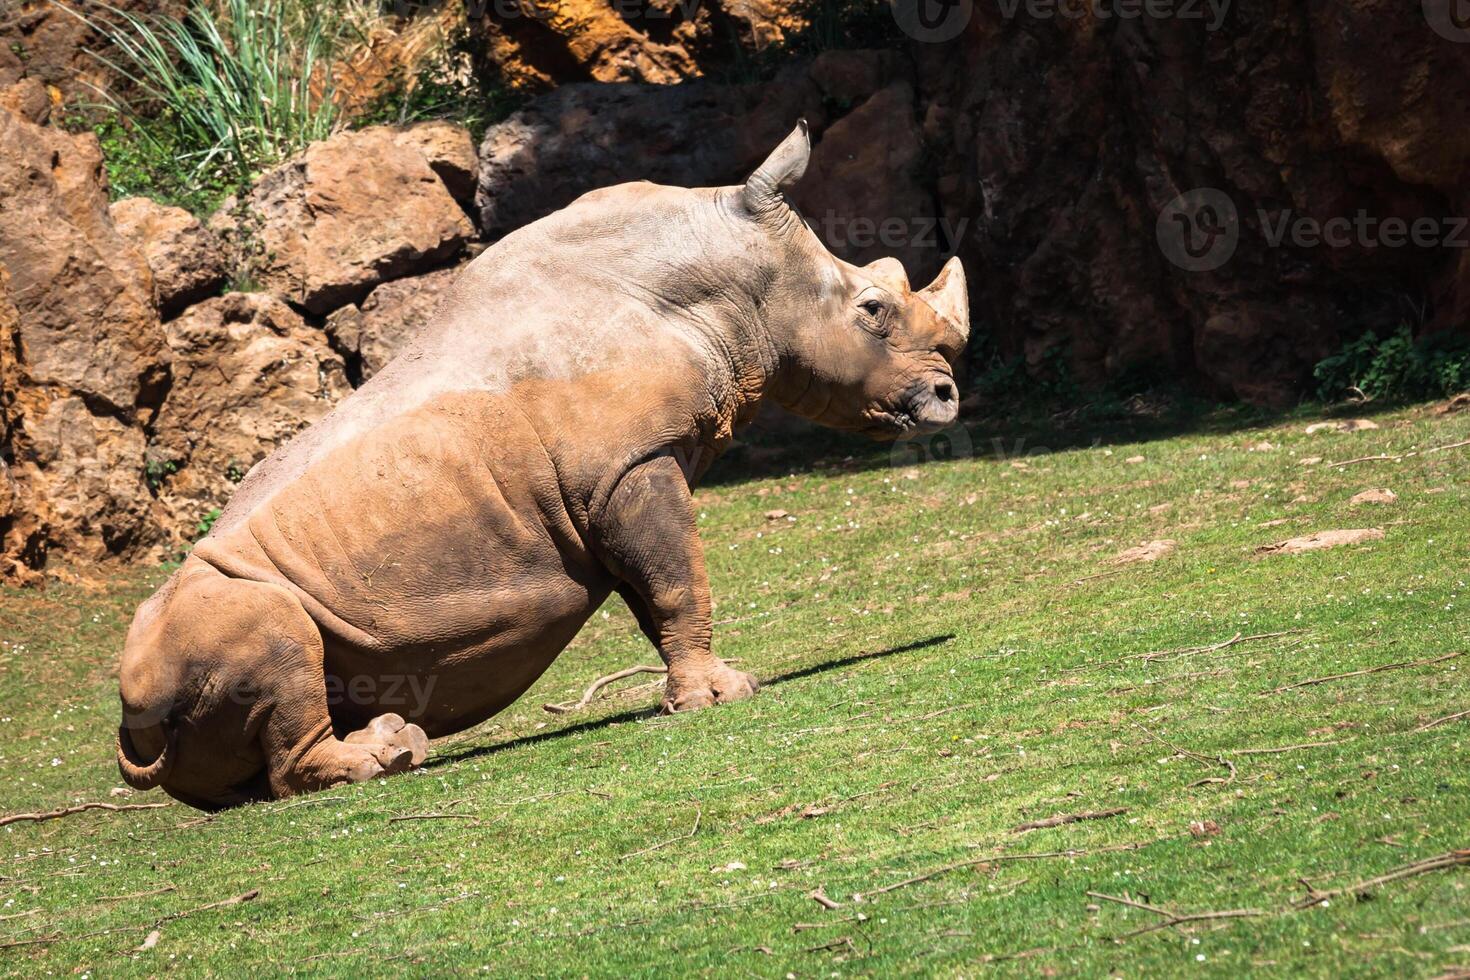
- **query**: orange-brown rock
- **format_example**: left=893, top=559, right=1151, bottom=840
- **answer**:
left=469, top=0, right=804, bottom=89
left=392, top=121, right=480, bottom=208
left=0, top=101, right=166, bottom=577
left=326, top=264, right=464, bottom=383
left=111, top=197, right=228, bottom=319
left=211, top=127, right=475, bottom=316
left=148, top=293, right=351, bottom=542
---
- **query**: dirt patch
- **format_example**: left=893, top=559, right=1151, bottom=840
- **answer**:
left=1304, top=419, right=1379, bottom=434
left=1349, top=488, right=1398, bottom=505
left=1255, top=528, right=1384, bottom=556
left=1111, top=540, right=1176, bottom=564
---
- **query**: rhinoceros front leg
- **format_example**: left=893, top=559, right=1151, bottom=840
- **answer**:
left=594, top=454, right=759, bottom=713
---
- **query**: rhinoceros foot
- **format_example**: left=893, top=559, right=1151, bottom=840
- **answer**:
left=343, top=713, right=430, bottom=770
left=661, top=662, right=760, bottom=714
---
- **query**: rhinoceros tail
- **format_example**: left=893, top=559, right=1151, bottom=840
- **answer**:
left=116, top=722, right=175, bottom=790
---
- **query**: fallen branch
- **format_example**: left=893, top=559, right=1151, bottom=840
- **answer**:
left=1265, top=651, right=1462, bottom=695
left=388, top=812, right=480, bottom=824
left=1013, top=808, right=1127, bottom=834
left=1294, top=849, right=1470, bottom=909
left=543, top=665, right=667, bottom=714
left=809, top=887, right=843, bottom=910
left=619, top=802, right=701, bottom=861
left=1328, top=438, right=1470, bottom=468
left=1088, top=890, right=1265, bottom=938
left=0, top=888, right=258, bottom=951
left=1135, top=724, right=1236, bottom=786
left=1226, top=740, right=1345, bottom=756
left=1066, top=631, right=1301, bottom=673
left=1414, top=709, right=1470, bottom=733
left=868, top=838, right=1170, bottom=896
left=0, top=801, right=171, bottom=828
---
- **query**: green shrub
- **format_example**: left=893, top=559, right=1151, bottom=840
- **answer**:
left=75, top=0, right=342, bottom=193
left=1313, top=325, right=1470, bottom=403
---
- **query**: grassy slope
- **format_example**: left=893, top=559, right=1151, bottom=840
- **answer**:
left=1, top=401, right=1468, bottom=976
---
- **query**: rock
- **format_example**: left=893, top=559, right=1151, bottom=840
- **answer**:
left=1349, top=488, right=1397, bottom=505
left=1304, top=419, right=1379, bottom=435
left=1256, top=528, right=1384, bottom=556
left=0, top=102, right=166, bottom=576
left=467, top=0, right=805, bottom=90
left=0, top=104, right=165, bottom=413
left=148, top=293, right=351, bottom=541
left=1432, top=393, right=1470, bottom=416
left=326, top=264, right=464, bottom=383
left=393, top=121, right=479, bottom=209
left=110, top=197, right=228, bottom=318
left=0, top=77, right=52, bottom=124
left=476, top=74, right=825, bottom=241
left=1110, top=539, right=1176, bottom=565
left=0, top=0, right=183, bottom=105
left=212, top=127, right=475, bottom=316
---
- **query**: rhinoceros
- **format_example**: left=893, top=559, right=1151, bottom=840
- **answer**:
left=116, top=122, right=970, bottom=809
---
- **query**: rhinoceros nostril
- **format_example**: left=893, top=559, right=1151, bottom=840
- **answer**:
left=934, top=382, right=954, bottom=403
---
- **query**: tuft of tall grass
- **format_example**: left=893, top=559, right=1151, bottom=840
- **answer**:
left=72, top=0, right=343, bottom=187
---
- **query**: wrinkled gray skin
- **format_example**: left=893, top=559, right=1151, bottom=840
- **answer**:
left=116, top=122, right=971, bottom=809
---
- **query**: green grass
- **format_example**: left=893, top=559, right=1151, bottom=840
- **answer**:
left=2, top=400, right=1469, bottom=975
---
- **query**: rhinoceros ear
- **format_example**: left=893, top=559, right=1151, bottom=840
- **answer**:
left=742, top=120, right=810, bottom=218
left=918, top=256, right=970, bottom=342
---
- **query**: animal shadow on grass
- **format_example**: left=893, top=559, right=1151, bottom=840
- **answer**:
left=427, top=634, right=955, bottom=769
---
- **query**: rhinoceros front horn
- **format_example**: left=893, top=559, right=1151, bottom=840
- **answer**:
left=742, top=120, right=810, bottom=218
left=919, top=256, right=971, bottom=343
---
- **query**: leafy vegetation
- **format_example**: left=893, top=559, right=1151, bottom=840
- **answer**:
left=3, top=400, right=1469, bottom=974
left=77, top=0, right=342, bottom=197
left=1314, top=324, right=1470, bottom=404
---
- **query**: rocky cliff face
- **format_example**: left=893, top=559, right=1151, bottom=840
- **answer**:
left=915, top=0, right=1470, bottom=405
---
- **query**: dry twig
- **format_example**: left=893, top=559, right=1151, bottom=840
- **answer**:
left=1327, top=438, right=1470, bottom=468
left=619, top=802, right=702, bottom=860
left=1013, top=808, right=1127, bottom=834
left=1066, top=631, right=1301, bottom=672
left=1088, top=890, right=1265, bottom=938
left=0, top=801, right=171, bottom=828
left=1265, top=651, right=1462, bottom=694
left=1294, top=850, right=1470, bottom=909
left=543, top=665, right=667, bottom=714
left=1414, top=709, right=1470, bottom=733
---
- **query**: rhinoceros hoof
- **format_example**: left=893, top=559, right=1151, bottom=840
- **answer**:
left=661, top=667, right=760, bottom=714
left=343, top=713, right=430, bottom=769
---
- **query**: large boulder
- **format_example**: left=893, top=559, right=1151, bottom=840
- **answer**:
left=326, top=264, right=465, bottom=383
left=211, top=127, right=475, bottom=316
left=148, top=293, right=351, bottom=541
left=0, top=104, right=165, bottom=414
left=111, top=197, right=229, bottom=319
left=0, top=102, right=166, bottom=576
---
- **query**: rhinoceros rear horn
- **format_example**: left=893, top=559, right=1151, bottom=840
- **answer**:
left=742, top=120, right=810, bottom=218
left=919, top=256, right=970, bottom=343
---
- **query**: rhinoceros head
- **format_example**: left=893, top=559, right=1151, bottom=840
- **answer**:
left=741, top=122, right=970, bottom=439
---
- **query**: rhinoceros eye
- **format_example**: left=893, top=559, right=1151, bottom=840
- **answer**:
left=860, top=300, right=884, bottom=317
